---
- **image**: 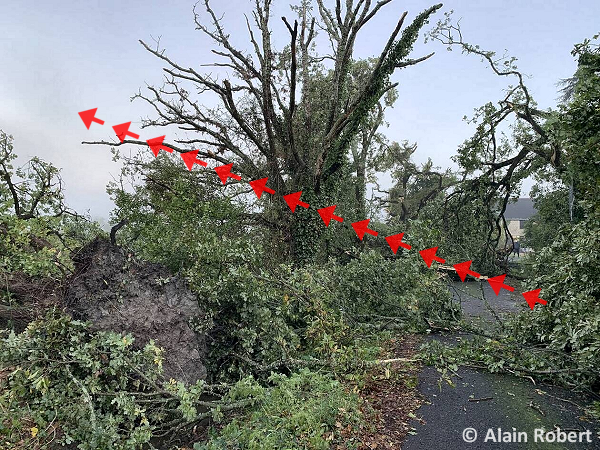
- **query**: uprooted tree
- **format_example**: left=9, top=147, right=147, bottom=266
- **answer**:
left=85, top=0, right=443, bottom=263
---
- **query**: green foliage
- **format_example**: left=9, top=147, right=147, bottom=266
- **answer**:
left=561, top=35, right=600, bottom=205
left=0, top=213, right=103, bottom=282
left=512, top=210, right=600, bottom=388
left=588, top=402, right=600, bottom=421
left=0, top=132, right=105, bottom=319
left=329, top=250, right=456, bottom=327
left=523, top=186, right=571, bottom=251
left=377, top=141, right=454, bottom=223
left=0, top=215, right=69, bottom=278
left=187, top=248, right=304, bottom=379
left=0, top=131, right=67, bottom=220
left=420, top=333, right=590, bottom=389
left=108, top=149, right=455, bottom=382
left=0, top=313, right=262, bottom=449
left=0, top=313, right=161, bottom=449
left=195, top=369, right=364, bottom=450
left=108, top=152, right=248, bottom=272
left=183, top=244, right=455, bottom=380
left=417, top=195, right=497, bottom=274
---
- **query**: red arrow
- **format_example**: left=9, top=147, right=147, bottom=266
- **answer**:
left=385, top=233, right=412, bottom=254
left=487, top=274, right=515, bottom=295
left=351, top=219, right=378, bottom=241
left=317, top=205, right=344, bottom=226
left=78, top=108, right=105, bottom=129
left=283, top=191, right=310, bottom=212
left=249, top=177, right=276, bottom=199
left=181, top=150, right=208, bottom=170
left=146, top=136, right=174, bottom=157
left=522, top=288, right=547, bottom=310
left=112, top=122, right=140, bottom=142
left=419, top=247, right=446, bottom=268
left=453, top=260, right=481, bottom=282
left=214, top=163, right=242, bottom=184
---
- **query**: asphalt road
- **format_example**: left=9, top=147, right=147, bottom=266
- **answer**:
left=402, top=281, right=600, bottom=450
left=403, top=363, right=600, bottom=449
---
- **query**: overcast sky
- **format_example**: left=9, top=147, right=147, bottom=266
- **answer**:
left=1, top=0, right=598, bottom=222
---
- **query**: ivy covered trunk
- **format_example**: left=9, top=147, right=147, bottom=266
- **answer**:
left=289, top=188, right=327, bottom=264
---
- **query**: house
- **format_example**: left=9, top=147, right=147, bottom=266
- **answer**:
left=505, top=198, right=536, bottom=240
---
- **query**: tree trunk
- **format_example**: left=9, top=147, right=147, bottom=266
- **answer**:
left=355, top=164, right=367, bottom=219
left=289, top=188, right=325, bottom=264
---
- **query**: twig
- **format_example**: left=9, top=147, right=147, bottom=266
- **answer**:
left=65, top=365, right=97, bottom=430
left=529, top=401, right=545, bottom=416
left=468, top=397, right=493, bottom=402
left=372, top=357, right=420, bottom=365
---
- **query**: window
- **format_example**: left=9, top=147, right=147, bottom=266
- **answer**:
left=519, top=220, right=527, bottom=229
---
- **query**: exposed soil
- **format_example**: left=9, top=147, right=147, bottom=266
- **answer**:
left=0, top=271, right=62, bottom=331
left=65, top=237, right=208, bottom=384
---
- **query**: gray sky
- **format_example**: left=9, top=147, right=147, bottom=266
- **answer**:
left=1, top=0, right=598, bottom=221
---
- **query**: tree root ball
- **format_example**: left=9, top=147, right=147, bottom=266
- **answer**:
left=65, top=238, right=207, bottom=384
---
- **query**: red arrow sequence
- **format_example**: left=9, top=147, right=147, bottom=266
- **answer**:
left=80, top=108, right=549, bottom=311
left=317, top=205, right=344, bottom=227
left=249, top=177, right=276, bottom=199
left=181, top=150, right=208, bottom=171
left=351, top=219, right=379, bottom=241
left=78, top=108, right=105, bottom=129
left=385, top=232, right=411, bottom=254
left=522, top=289, right=547, bottom=310
left=112, top=122, right=140, bottom=142
left=146, top=136, right=174, bottom=157
left=487, top=274, right=515, bottom=295
left=453, top=260, right=481, bottom=282
left=419, top=247, right=446, bottom=268
left=214, top=163, right=242, bottom=184
left=283, top=191, right=310, bottom=212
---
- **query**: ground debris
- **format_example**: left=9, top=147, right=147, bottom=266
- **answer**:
left=352, top=335, right=424, bottom=450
